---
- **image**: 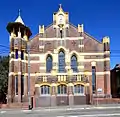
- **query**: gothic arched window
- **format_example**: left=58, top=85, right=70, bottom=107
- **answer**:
left=58, top=50, right=65, bottom=73
left=71, top=55, right=78, bottom=72
left=57, top=84, right=67, bottom=94
left=46, top=55, right=53, bottom=73
left=74, top=84, right=84, bottom=94
left=41, top=85, right=50, bottom=95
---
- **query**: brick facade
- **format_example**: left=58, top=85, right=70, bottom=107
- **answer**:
left=7, top=6, right=111, bottom=107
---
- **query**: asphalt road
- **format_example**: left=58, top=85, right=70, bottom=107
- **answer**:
left=1, top=107, right=120, bottom=117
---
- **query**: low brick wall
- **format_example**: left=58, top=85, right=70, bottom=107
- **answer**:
left=93, top=98, right=120, bottom=104
left=0, top=102, right=29, bottom=109
left=0, top=104, right=8, bottom=109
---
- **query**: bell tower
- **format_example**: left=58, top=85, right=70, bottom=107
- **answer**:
left=53, top=4, right=69, bottom=46
left=6, top=10, right=32, bottom=103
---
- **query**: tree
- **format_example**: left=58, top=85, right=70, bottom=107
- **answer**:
left=0, top=56, right=9, bottom=103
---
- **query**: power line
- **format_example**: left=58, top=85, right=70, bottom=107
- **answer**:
left=1, top=44, right=120, bottom=57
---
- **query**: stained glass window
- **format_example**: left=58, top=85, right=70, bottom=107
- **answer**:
left=41, top=85, right=50, bottom=94
left=74, top=84, right=84, bottom=94
left=58, top=51, right=65, bottom=73
left=46, top=55, right=53, bottom=73
left=71, top=55, right=78, bottom=72
left=57, top=84, right=67, bottom=94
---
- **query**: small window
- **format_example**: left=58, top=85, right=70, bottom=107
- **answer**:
left=21, top=50, right=24, bottom=60
left=57, top=84, right=67, bottom=94
left=71, top=55, right=78, bottom=72
left=46, top=55, right=53, bottom=73
left=41, top=85, right=50, bottom=95
left=15, top=49, right=18, bottom=59
left=15, top=75, right=18, bottom=95
left=74, top=84, right=84, bottom=94
left=92, top=66, right=96, bottom=94
left=21, top=75, right=24, bottom=95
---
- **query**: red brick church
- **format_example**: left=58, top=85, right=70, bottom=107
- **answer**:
left=6, top=5, right=113, bottom=107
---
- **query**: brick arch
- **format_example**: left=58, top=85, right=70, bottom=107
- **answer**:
left=70, top=50, right=79, bottom=59
left=74, top=82, right=85, bottom=86
left=56, top=46, right=68, bottom=54
left=44, top=52, right=53, bottom=60
left=57, top=83, right=68, bottom=86
left=39, top=83, right=51, bottom=87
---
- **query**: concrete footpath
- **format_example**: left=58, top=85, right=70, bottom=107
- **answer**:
left=32, top=104, right=120, bottom=111
left=1, top=104, right=120, bottom=112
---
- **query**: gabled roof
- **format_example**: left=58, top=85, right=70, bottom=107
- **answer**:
left=30, top=22, right=102, bottom=44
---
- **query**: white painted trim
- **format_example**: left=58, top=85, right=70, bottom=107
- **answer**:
left=35, top=84, right=40, bottom=87
left=28, top=52, right=110, bottom=57
left=10, top=59, right=28, bottom=63
left=104, top=51, right=110, bottom=54
left=79, top=53, right=104, bottom=56
left=9, top=72, right=15, bottom=76
left=30, top=61, right=40, bottom=63
left=32, top=71, right=110, bottom=76
left=39, top=46, right=44, bottom=49
left=39, top=66, right=46, bottom=69
left=30, top=54, right=40, bottom=57
left=18, top=51, right=21, bottom=54
left=57, top=94, right=68, bottom=96
left=27, top=58, right=110, bottom=63
left=78, top=66, right=84, bottom=69
left=10, top=51, right=15, bottom=54
left=9, top=71, right=110, bottom=77
left=40, top=94, right=51, bottom=97
left=83, top=58, right=110, bottom=62
left=78, top=37, right=84, bottom=40
left=39, top=37, right=84, bottom=41
left=18, top=72, right=21, bottom=75
left=78, top=45, right=84, bottom=47
left=74, top=94, right=85, bottom=96
left=24, top=73, right=28, bottom=76
left=30, top=74, right=36, bottom=76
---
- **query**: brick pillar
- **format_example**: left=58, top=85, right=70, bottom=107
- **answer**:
left=68, top=83, right=74, bottom=106
left=35, top=85, right=40, bottom=107
left=8, top=75, right=14, bottom=103
left=51, top=83, right=56, bottom=106
left=8, top=51, right=14, bottom=103
left=104, top=60, right=111, bottom=97
left=24, top=75, right=28, bottom=101
left=102, top=36, right=111, bottom=97
left=85, top=78, right=90, bottom=104
left=89, top=75, right=93, bottom=104
left=18, top=74, right=21, bottom=103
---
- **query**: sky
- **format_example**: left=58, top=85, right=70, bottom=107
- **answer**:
left=0, top=0, right=120, bottom=69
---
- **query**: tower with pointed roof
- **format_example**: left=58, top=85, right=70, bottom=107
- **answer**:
left=6, top=10, right=32, bottom=103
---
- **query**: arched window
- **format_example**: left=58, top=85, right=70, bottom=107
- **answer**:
left=57, top=84, right=67, bottom=94
left=71, top=55, right=78, bottom=72
left=74, top=84, right=84, bottom=94
left=46, top=55, right=53, bottom=73
left=58, top=50, right=65, bottom=73
left=41, top=85, right=50, bottom=95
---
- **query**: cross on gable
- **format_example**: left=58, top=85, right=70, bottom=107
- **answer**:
left=72, top=40, right=76, bottom=46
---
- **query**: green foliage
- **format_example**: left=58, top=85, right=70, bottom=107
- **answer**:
left=0, top=56, right=9, bottom=103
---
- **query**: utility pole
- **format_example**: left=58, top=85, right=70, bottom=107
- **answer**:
left=27, top=42, right=32, bottom=110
